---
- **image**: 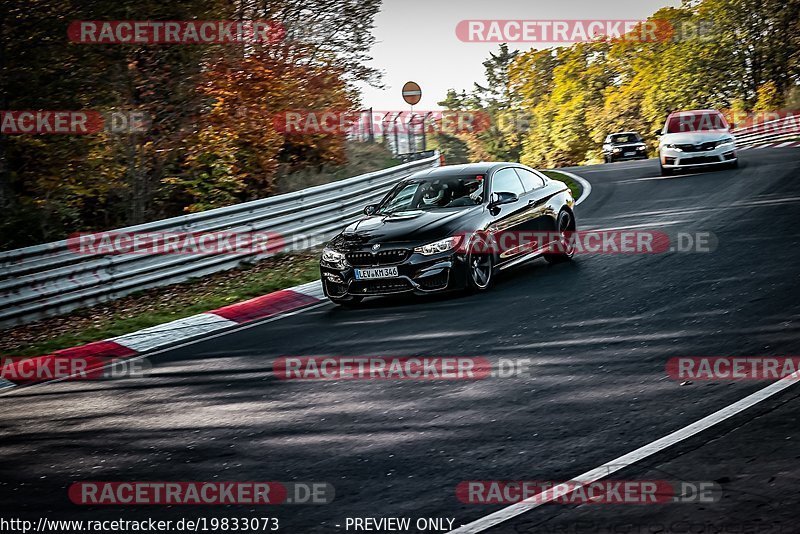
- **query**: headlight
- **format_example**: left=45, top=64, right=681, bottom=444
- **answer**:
left=637, top=145, right=646, bottom=150
left=715, top=137, right=735, bottom=147
left=414, top=236, right=463, bottom=255
left=662, top=143, right=681, bottom=150
left=612, top=147, right=622, bottom=153
left=321, top=247, right=348, bottom=268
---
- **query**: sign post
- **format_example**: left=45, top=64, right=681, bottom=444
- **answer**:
left=401, top=82, right=422, bottom=154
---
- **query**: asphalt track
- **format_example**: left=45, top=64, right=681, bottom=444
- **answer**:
left=1, top=149, right=799, bottom=533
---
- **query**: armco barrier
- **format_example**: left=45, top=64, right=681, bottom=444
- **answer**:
left=732, top=115, right=800, bottom=147
left=0, top=153, right=440, bottom=327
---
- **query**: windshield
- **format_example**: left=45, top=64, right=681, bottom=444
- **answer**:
left=610, top=133, right=641, bottom=144
left=377, top=174, right=485, bottom=214
left=666, top=112, right=729, bottom=133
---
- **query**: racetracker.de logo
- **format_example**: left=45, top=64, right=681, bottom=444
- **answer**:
left=0, top=111, right=148, bottom=135
left=69, top=481, right=334, bottom=505
left=453, top=230, right=716, bottom=256
left=459, top=230, right=672, bottom=256
left=67, top=231, right=286, bottom=256
left=68, top=20, right=286, bottom=44
left=667, top=357, right=800, bottom=381
left=273, top=110, right=492, bottom=136
left=456, top=480, right=721, bottom=504
left=275, top=357, right=492, bottom=380
left=456, top=20, right=674, bottom=43
left=0, top=356, right=149, bottom=382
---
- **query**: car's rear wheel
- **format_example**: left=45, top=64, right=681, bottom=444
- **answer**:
left=544, top=210, right=576, bottom=264
left=466, top=234, right=493, bottom=293
left=328, top=295, right=364, bottom=307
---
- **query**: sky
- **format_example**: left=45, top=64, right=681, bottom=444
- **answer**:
left=358, top=0, right=682, bottom=111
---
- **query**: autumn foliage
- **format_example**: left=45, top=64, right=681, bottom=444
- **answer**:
left=0, top=0, right=380, bottom=249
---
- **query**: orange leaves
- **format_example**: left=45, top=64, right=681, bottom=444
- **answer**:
left=172, top=49, right=356, bottom=212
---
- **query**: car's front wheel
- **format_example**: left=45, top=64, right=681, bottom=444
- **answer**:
left=466, top=234, right=494, bottom=293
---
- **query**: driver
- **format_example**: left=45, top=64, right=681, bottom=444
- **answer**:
left=421, top=182, right=447, bottom=206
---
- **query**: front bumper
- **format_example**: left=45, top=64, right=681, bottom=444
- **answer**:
left=320, top=250, right=470, bottom=298
left=608, top=150, right=648, bottom=161
left=660, top=145, right=737, bottom=168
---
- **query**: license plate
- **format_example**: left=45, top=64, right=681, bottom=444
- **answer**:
left=624, top=151, right=635, bottom=156
left=355, top=266, right=399, bottom=279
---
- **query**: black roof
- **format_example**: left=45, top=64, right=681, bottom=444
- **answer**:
left=409, top=162, right=516, bottom=179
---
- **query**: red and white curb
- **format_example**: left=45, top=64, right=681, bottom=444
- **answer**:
left=0, top=280, right=325, bottom=392
left=739, top=140, right=800, bottom=150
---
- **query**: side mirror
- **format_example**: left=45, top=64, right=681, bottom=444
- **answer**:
left=364, top=204, right=378, bottom=216
left=653, top=129, right=662, bottom=136
left=489, top=192, right=518, bottom=209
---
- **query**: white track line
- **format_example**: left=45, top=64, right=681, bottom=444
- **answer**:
left=448, top=370, right=800, bottom=533
left=552, top=170, right=592, bottom=206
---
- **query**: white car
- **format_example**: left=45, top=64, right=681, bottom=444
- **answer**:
left=657, top=109, right=738, bottom=176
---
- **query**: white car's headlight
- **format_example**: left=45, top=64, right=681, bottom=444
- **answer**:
left=321, top=247, right=348, bottom=268
left=662, top=143, right=681, bottom=150
left=716, top=137, right=735, bottom=147
left=414, top=236, right=463, bottom=255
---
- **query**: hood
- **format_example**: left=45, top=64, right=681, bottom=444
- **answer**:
left=334, top=207, right=479, bottom=248
left=660, top=130, right=731, bottom=144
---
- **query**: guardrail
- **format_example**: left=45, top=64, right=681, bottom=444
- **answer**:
left=0, top=152, right=440, bottom=328
left=395, top=150, right=437, bottom=164
left=733, top=115, right=800, bottom=147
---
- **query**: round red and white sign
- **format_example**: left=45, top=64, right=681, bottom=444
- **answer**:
left=402, top=81, right=422, bottom=105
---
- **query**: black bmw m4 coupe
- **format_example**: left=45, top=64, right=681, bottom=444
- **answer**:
left=319, top=162, right=577, bottom=305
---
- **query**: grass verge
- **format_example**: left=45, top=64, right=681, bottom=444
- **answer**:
left=1, top=252, right=321, bottom=358
left=541, top=170, right=582, bottom=200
